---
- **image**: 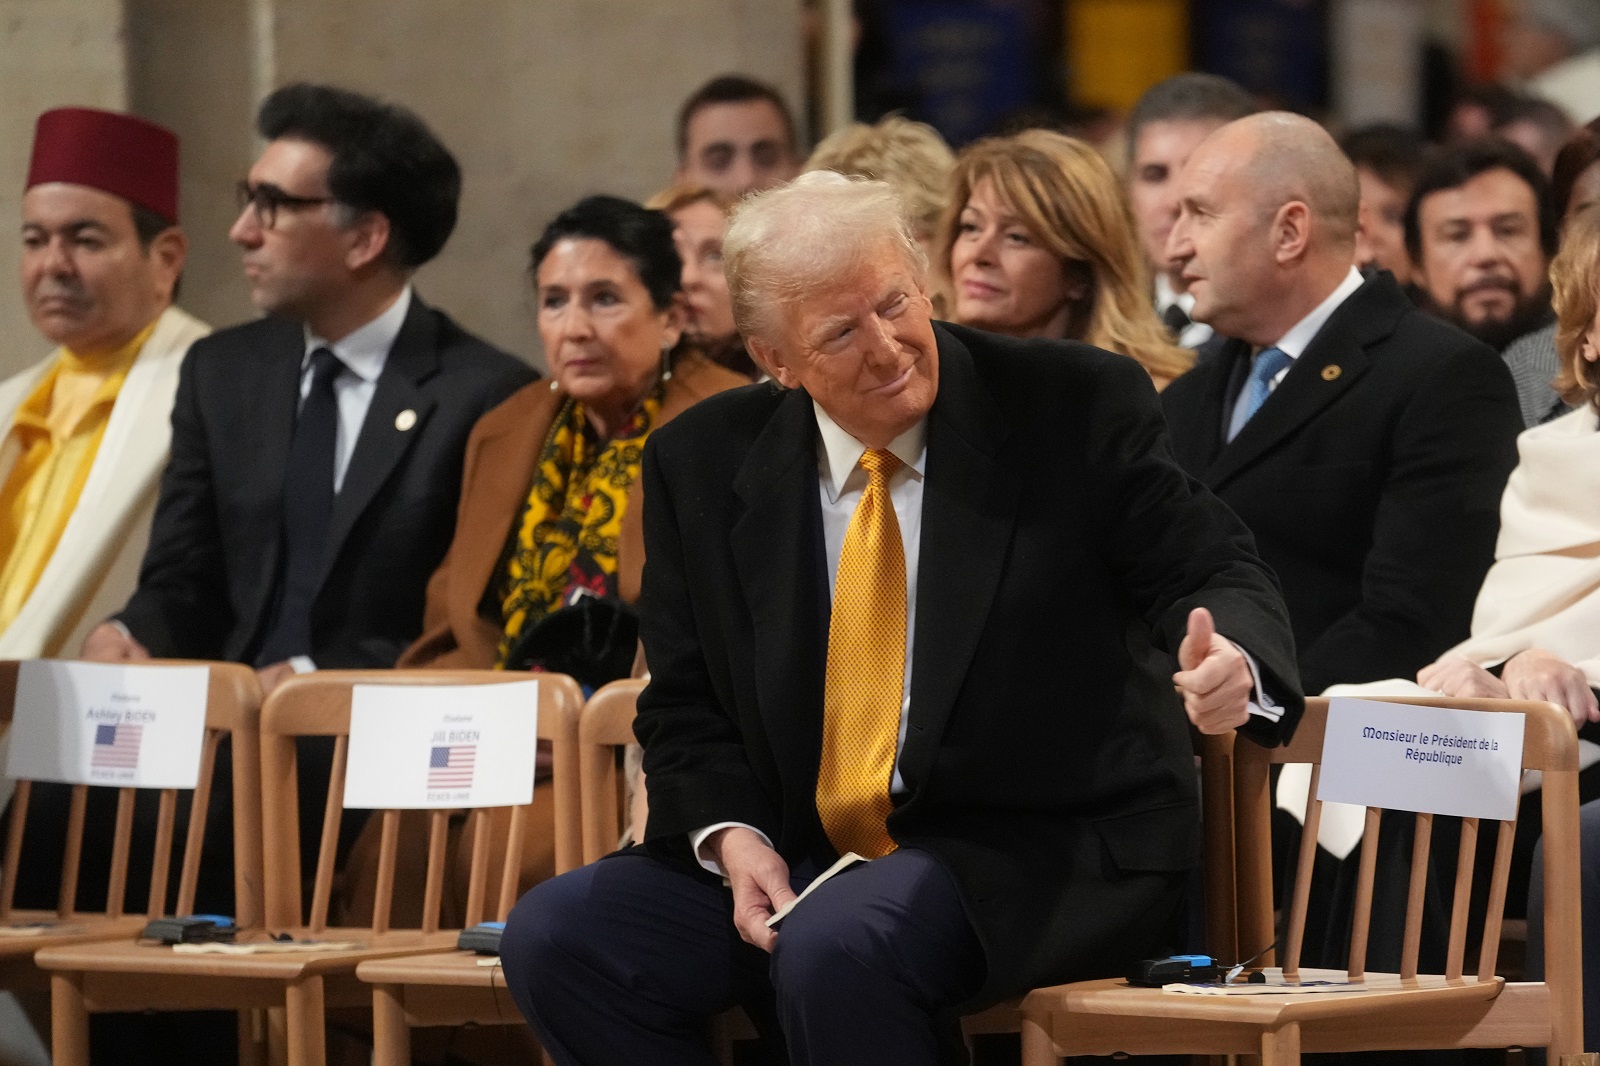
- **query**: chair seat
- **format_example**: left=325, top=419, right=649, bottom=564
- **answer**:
left=1024, top=970, right=1504, bottom=1026
left=1021, top=970, right=1528, bottom=1058
left=357, top=949, right=507, bottom=989
left=35, top=927, right=459, bottom=980
left=0, top=912, right=148, bottom=958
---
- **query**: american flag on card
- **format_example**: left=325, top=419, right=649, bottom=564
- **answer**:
left=91, top=723, right=143, bottom=770
left=428, top=744, right=475, bottom=789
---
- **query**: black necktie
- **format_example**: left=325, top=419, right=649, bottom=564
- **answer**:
left=257, top=347, right=343, bottom=665
left=1161, top=303, right=1191, bottom=337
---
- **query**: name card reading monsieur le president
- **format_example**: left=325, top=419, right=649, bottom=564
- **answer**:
left=343, top=680, right=540, bottom=810
left=1317, top=697, right=1526, bottom=821
left=4, top=660, right=210, bottom=789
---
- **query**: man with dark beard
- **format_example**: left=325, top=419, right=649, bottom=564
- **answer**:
left=1406, top=139, right=1559, bottom=420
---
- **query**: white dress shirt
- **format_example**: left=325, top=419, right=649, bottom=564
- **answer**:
left=300, top=285, right=411, bottom=493
left=692, top=405, right=926, bottom=872
left=1239, top=267, right=1364, bottom=398
left=1155, top=273, right=1215, bottom=351
left=284, top=285, right=411, bottom=673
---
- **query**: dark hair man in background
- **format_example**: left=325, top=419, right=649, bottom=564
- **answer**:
left=1494, top=93, right=1576, bottom=175
left=81, top=82, right=535, bottom=894
left=1405, top=139, right=1559, bottom=382
left=674, top=74, right=801, bottom=197
left=1125, top=72, right=1257, bottom=360
left=1340, top=123, right=1434, bottom=286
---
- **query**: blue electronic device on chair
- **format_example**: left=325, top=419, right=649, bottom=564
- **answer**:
left=457, top=921, right=506, bottom=955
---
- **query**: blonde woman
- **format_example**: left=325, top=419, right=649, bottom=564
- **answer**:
left=940, top=129, right=1192, bottom=388
left=645, top=183, right=759, bottom=379
left=807, top=116, right=955, bottom=259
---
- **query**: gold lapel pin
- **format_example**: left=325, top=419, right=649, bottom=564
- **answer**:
left=395, top=409, right=418, bottom=431
left=1321, top=365, right=1342, bottom=381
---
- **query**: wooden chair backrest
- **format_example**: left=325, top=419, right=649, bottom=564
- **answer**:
left=0, top=660, right=263, bottom=927
left=578, top=679, right=647, bottom=865
left=1234, top=696, right=1579, bottom=1030
left=259, top=669, right=582, bottom=935
left=1198, top=728, right=1242, bottom=965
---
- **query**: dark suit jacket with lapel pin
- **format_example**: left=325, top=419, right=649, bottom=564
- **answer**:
left=116, top=294, right=537, bottom=668
left=635, top=322, right=1303, bottom=1007
left=1160, top=272, right=1523, bottom=696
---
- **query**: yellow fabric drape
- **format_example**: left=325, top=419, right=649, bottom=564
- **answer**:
left=0, top=321, right=153, bottom=630
left=495, top=385, right=664, bottom=666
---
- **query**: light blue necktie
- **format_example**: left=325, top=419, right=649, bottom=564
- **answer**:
left=1226, top=346, right=1293, bottom=442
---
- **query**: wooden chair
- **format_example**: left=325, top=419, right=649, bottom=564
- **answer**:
left=576, top=678, right=647, bottom=867
left=37, top=668, right=581, bottom=1066
left=1019, top=696, right=1588, bottom=1065
left=577, top=678, right=1036, bottom=1061
left=0, top=660, right=262, bottom=1028
left=353, top=670, right=582, bottom=1066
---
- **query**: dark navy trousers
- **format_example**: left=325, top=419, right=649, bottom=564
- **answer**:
left=500, top=846, right=986, bottom=1065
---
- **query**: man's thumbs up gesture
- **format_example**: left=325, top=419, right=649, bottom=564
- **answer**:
left=1173, top=607, right=1255, bottom=734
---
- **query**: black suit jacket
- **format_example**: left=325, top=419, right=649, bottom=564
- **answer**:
left=117, top=294, right=536, bottom=668
left=1161, top=274, right=1522, bottom=695
left=635, top=323, right=1302, bottom=1006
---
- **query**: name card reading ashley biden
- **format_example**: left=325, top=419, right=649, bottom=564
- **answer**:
left=4, top=660, right=210, bottom=789
left=1317, top=698, right=1526, bottom=821
left=342, top=680, right=540, bottom=810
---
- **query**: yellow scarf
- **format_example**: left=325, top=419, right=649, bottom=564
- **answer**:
left=496, top=385, right=664, bottom=665
left=0, top=321, right=153, bottom=631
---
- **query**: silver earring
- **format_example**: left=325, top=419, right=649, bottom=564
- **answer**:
left=549, top=378, right=559, bottom=391
left=660, top=342, right=673, bottom=382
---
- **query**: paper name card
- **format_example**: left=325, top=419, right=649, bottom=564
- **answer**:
left=1317, top=698, right=1525, bottom=821
left=5, top=660, right=210, bottom=789
left=343, top=680, right=540, bottom=810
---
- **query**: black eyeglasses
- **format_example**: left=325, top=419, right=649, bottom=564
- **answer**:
left=236, top=180, right=334, bottom=229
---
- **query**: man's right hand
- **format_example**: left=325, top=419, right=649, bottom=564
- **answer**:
left=80, top=622, right=151, bottom=662
left=708, top=826, right=796, bottom=953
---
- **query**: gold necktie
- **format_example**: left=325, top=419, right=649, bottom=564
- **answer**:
left=816, top=448, right=905, bottom=859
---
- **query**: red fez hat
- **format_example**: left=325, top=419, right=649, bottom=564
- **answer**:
left=27, top=107, right=180, bottom=224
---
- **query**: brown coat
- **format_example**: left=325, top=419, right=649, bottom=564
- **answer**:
left=399, top=352, right=750, bottom=670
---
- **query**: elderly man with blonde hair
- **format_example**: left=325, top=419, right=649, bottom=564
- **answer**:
left=499, top=173, right=1302, bottom=1066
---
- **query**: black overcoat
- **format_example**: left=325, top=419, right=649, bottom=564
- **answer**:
left=636, top=323, right=1302, bottom=1006
left=1160, top=273, right=1522, bottom=695
left=117, top=295, right=535, bottom=667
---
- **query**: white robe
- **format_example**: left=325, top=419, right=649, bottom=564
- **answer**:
left=0, top=305, right=208, bottom=811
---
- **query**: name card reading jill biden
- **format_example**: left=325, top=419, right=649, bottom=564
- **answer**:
left=4, top=661, right=210, bottom=789
left=1317, top=698, right=1525, bottom=821
left=343, top=680, right=540, bottom=810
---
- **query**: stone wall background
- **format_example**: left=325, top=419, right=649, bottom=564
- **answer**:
left=0, top=0, right=805, bottom=376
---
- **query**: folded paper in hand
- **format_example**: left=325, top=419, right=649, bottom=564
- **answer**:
left=765, top=853, right=867, bottom=929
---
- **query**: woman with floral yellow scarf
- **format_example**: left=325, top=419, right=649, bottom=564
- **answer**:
left=402, top=195, right=748, bottom=676
left=344, top=198, right=746, bottom=923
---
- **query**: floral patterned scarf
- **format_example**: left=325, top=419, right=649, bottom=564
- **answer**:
left=495, top=385, right=664, bottom=666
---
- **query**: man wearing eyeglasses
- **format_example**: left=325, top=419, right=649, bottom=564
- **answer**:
left=80, top=86, right=534, bottom=896
left=84, top=82, right=533, bottom=686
